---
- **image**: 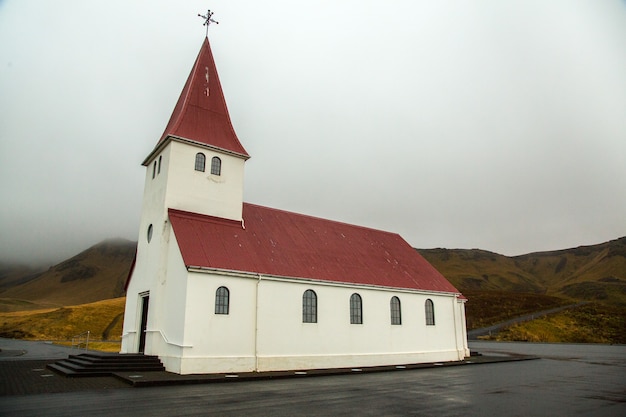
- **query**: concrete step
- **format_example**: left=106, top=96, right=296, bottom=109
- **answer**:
left=48, top=353, right=165, bottom=377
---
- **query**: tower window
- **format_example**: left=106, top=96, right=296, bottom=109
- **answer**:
left=350, top=293, right=362, bottom=324
left=158, top=155, right=162, bottom=174
left=215, top=286, right=229, bottom=315
left=195, top=153, right=206, bottom=172
left=211, top=157, right=221, bottom=176
left=152, top=161, right=157, bottom=178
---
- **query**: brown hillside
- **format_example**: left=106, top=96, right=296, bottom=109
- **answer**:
left=418, top=248, right=544, bottom=293
left=513, top=237, right=626, bottom=303
left=0, top=239, right=135, bottom=307
left=418, top=236, right=626, bottom=304
left=0, top=297, right=126, bottom=341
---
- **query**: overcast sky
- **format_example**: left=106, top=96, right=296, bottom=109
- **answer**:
left=1, top=0, right=625, bottom=266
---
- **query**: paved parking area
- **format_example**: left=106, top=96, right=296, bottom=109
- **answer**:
left=1, top=339, right=625, bottom=416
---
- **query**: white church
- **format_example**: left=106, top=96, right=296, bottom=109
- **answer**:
left=121, top=35, right=469, bottom=375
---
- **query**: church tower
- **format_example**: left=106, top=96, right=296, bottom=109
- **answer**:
left=123, top=37, right=250, bottom=355
left=139, top=36, right=249, bottom=237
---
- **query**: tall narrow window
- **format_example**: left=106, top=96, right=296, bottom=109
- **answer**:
left=195, top=153, right=206, bottom=172
left=152, top=161, right=157, bottom=178
left=211, top=156, right=221, bottom=175
left=350, top=293, right=362, bottom=324
left=390, top=296, right=402, bottom=325
left=215, top=286, right=229, bottom=315
left=425, top=299, right=435, bottom=325
left=302, top=290, right=317, bottom=323
left=158, top=155, right=162, bottom=174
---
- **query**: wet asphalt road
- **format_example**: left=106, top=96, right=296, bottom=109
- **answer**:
left=0, top=340, right=624, bottom=416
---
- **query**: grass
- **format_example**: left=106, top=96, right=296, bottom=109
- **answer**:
left=0, top=297, right=125, bottom=346
left=483, top=302, right=626, bottom=344
left=463, top=290, right=572, bottom=330
left=54, top=340, right=122, bottom=353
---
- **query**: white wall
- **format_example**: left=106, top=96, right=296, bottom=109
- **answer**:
left=178, top=272, right=258, bottom=374
left=255, top=278, right=463, bottom=371
left=165, top=140, right=246, bottom=222
left=169, top=270, right=467, bottom=374
left=122, top=138, right=247, bottom=359
left=121, top=146, right=171, bottom=353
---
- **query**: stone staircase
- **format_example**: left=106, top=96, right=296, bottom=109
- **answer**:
left=48, top=352, right=165, bottom=377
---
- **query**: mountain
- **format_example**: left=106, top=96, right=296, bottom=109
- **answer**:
left=0, top=238, right=135, bottom=309
left=0, top=263, right=46, bottom=290
left=418, top=236, right=626, bottom=304
left=2, top=236, right=624, bottom=311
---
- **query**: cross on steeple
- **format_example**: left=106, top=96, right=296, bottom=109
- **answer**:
left=198, top=9, right=219, bottom=37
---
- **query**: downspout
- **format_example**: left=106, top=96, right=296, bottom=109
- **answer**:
left=452, top=296, right=461, bottom=360
left=254, top=273, right=261, bottom=372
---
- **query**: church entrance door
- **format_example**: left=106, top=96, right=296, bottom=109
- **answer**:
left=138, top=294, right=150, bottom=353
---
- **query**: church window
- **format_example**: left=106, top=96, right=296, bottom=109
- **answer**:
left=302, top=290, right=317, bottom=323
left=350, top=293, right=362, bottom=324
left=211, top=156, right=221, bottom=176
left=195, top=153, right=206, bottom=172
left=425, top=299, right=435, bottom=325
left=390, top=296, right=402, bottom=325
left=215, top=286, right=229, bottom=315
left=158, top=155, right=162, bottom=174
left=152, top=161, right=157, bottom=178
left=147, top=224, right=153, bottom=243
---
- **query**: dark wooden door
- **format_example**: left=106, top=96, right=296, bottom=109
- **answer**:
left=138, top=295, right=149, bottom=353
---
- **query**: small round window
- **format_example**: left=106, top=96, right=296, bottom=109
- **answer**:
left=147, top=224, right=153, bottom=243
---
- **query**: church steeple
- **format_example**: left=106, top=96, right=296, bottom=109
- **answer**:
left=139, top=34, right=249, bottom=223
left=147, top=37, right=249, bottom=162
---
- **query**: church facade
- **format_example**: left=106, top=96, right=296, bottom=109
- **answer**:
left=121, top=37, right=469, bottom=375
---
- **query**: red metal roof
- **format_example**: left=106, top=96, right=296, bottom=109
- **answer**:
left=168, top=204, right=461, bottom=294
left=157, top=37, right=249, bottom=158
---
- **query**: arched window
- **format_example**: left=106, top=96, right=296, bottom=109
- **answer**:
left=390, top=296, right=402, bottom=325
left=195, top=153, right=206, bottom=172
left=302, top=290, right=317, bottom=323
left=425, top=299, right=435, bottom=325
left=215, top=286, right=229, bottom=315
left=350, top=293, right=362, bottom=324
left=211, top=156, right=221, bottom=175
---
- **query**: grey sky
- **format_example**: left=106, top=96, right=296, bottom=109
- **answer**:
left=1, top=0, right=625, bottom=265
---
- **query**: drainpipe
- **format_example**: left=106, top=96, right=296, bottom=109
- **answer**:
left=254, top=274, right=261, bottom=372
left=452, top=296, right=461, bottom=360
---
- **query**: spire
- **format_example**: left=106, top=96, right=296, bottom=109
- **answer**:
left=157, top=37, right=249, bottom=158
